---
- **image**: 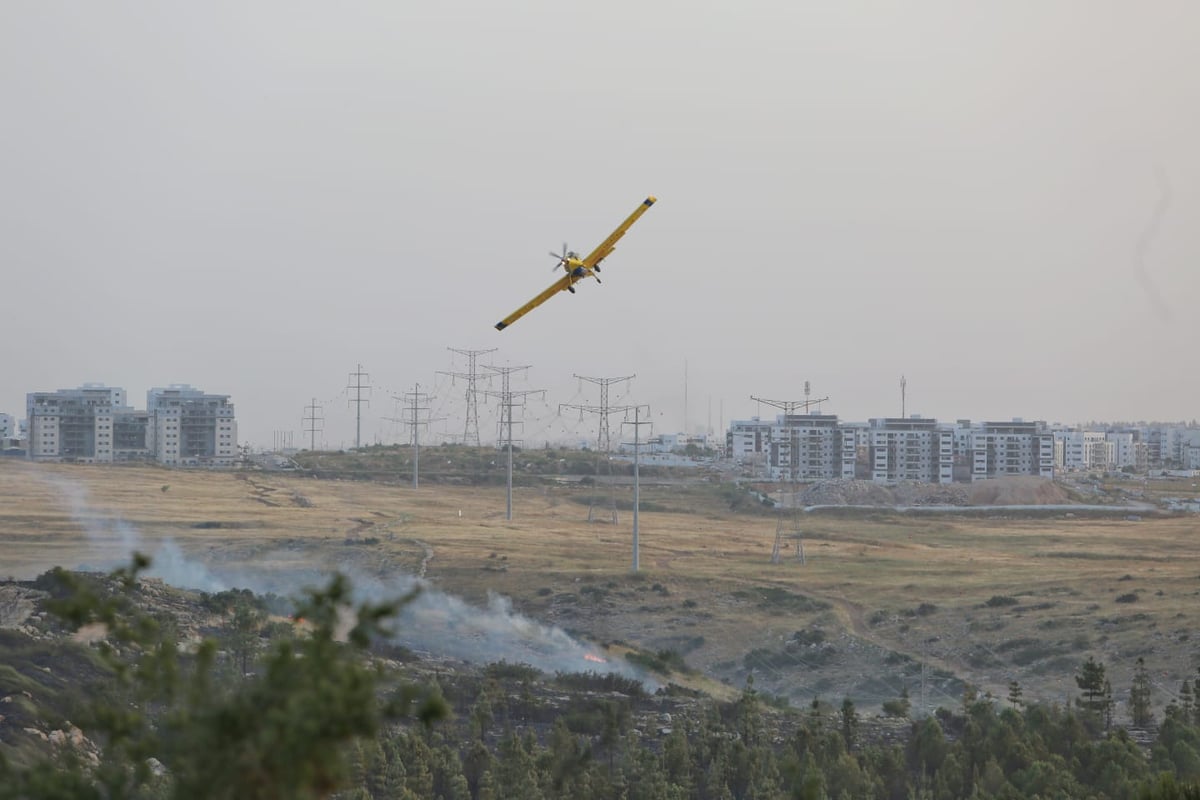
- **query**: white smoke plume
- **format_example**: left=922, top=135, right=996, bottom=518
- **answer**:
left=38, top=471, right=649, bottom=683
left=41, top=472, right=227, bottom=592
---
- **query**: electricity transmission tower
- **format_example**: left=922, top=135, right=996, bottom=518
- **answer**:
left=751, top=389, right=829, bottom=564
left=621, top=405, right=652, bottom=572
left=483, top=364, right=543, bottom=520
left=563, top=374, right=636, bottom=453
left=389, top=383, right=442, bottom=488
left=560, top=373, right=636, bottom=523
left=749, top=389, right=829, bottom=422
left=302, top=398, right=324, bottom=451
left=439, top=347, right=496, bottom=447
left=347, top=363, right=371, bottom=450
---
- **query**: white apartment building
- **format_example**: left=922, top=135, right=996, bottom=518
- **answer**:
left=26, top=384, right=134, bottom=463
left=968, top=420, right=1054, bottom=481
left=1106, top=432, right=1136, bottom=470
left=0, top=413, right=13, bottom=440
left=1158, top=427, right=1200, bottom=467
left=728, top=415, right=855, bottom=481
left=147, top=385, right=237, bottom=466
left=1053, top=430, right=1110, bottom=472
left=868, top=417, right=953, bottom=484
left=729, top=418, right=769, bottom=465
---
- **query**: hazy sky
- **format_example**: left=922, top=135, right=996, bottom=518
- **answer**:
left=2, top=2, right=1197, bottom=448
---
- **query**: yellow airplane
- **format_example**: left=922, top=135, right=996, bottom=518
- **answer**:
left=495, top=195, right=656, bottom=330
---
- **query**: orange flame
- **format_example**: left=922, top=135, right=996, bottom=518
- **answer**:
left=583, top=653, right=607, bottom=664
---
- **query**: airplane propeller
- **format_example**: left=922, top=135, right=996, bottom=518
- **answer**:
left=549, top=243, right=568, bottom=270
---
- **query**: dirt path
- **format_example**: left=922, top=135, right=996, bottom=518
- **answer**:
left=819, top=591, right=1006, bottom=701
left=414, top=539, right=434, bottom=579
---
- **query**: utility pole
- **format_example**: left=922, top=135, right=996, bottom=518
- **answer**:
left=560, top=373, right=636, bottom=523
left=750, top=391, right=830, bottom=478
left=561, top=374, right=636, bottom=453
left=483, top=364, right=542, bottom=520
left=752, top=391, right=828, bottom=565
left=750, top=393, right=830, bottom=421
left=390, top=383, right=442, bottom=488
left=347, top=363, right=371, bottom=450
left=622, top=405, right=652, bottom=572
left=683, top=360, right=688, bottom=438
left=439, top=347, right=496, bottom=447
left=302, top=398, right=324, bottom=451
left=901, top=375, right=907, bottom=419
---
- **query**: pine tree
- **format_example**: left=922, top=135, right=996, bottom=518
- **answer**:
left=476, top=769, right=497, bottom=800
left=1008, top=680, right=1024, bottom=708
left=662, top=726, right=693, bottom=795
left=840, top=697, right=859, bottom=750
left=1076, top=656, right=1108, bottom=716
left=1131, top=657, right=1155, bottom=727
left=495, top=732, right=545, bottom=800
left=461, top=739, right=494, bottom=800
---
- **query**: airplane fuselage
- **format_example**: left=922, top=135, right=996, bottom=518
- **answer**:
left=562, top=259, right=591, bottom=292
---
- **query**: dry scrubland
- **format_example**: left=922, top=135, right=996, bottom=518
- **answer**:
left=2, top=460, right=1199, bottom=716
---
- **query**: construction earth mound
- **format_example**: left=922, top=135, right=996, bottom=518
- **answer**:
left=798, top=476, right=1071, bottom=507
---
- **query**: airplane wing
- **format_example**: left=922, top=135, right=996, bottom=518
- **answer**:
left=580, top=196, right=656, bottom=269
left=495, top=274, right=574, bottom=330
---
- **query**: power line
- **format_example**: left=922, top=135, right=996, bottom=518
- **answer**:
left=440, top=347, right=496, bottom=447
left=346, top=363, right=371, bottom=450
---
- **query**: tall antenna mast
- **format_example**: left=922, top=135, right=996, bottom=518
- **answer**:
left=483, top=364, right=543, bottom=520
left=302, top=398, right=324, bottom=451
left=440, top=347, right=497, bottom=447
left=901, top=375, right=907, bottom=419
left=346, top=363, right=371, bottom=450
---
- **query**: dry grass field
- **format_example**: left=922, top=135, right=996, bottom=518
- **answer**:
left=3, top=459, right=1199, bottom=717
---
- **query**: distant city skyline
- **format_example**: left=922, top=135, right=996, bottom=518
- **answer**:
left=5, top=373, right=1196, bottom=453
